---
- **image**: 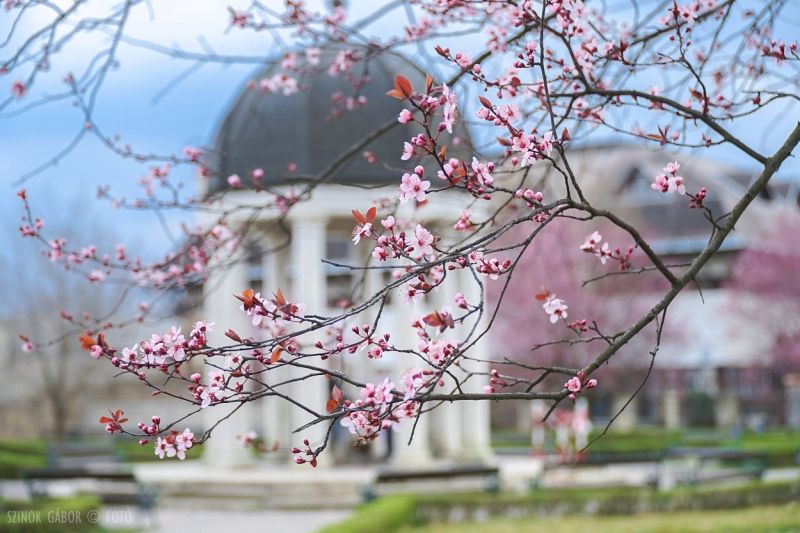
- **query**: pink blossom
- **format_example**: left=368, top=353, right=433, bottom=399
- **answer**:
left=398, top=109, right=413, bottom=124
left=298, top=46, right=318, bottom=65
left=471, top=157, right=494, bottom=187
left=565, top=376, right=582, bottom=393
left=372, top=246, right=388, bottom=262
left=399, top=172, right=430, bottom=203
left=440, top=83, right=458, bottom=133
left=11, top=80, right=26, bottom=98
left=401, top=142, right=414, bottom=161
left=652, top=161, right=686, bottom=195
left=352, top=222, right=373, bottom=244
left=227, top=174, right=242, bottom=188
left=381, top=216, right=395, bottom=230
left=543, top=294, right=568, bottom=323
left=580, top=231, right=602, bottom=252
left=412, top=224, right=434, bottom=258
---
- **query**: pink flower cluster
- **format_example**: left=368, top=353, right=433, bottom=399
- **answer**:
left=651, top=161, right=686, bottom=195
left=155, top=428, right=194, bottom=460
left=339, top=378, right=417, bottom=440
left=115, top=321, right=211, bottom=371
left=580, top=231, right=633, bottom=270
left=564, top=371, right=598, bottom=400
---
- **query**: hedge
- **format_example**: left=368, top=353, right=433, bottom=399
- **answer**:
left=322, top=481, right=800, bottom=533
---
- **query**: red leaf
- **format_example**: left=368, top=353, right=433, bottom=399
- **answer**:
left=351, top=209, right=366, bottom=224
left=326, top=399, right=338, bottom=413
left=272, top=288, right=287, bottom=307
left=386, top=74, right=413, bottom=100
left=236, top=288, right=257, bottom=310
left=365, top=206, right=377, bottom=223
left=534, top=289, right=551, bottom=302
left=395, top=74, right=413, bottom=97
left=479, top=96, right=493, bottom=108
left=270, top=347, right=283, bottom=364
left=561, top=127, right=571, bottom=142
left=79, top=334, right=96, bottom=351
left=98, top=416, right=113, bottom=424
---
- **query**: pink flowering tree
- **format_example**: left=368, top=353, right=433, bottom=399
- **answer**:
left=4, top=0, right=800, bottom=463
left=726, top=212, right=800, bottom=373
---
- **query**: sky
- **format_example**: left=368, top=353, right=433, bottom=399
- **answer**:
left=1, top=0, right=798, bottom=264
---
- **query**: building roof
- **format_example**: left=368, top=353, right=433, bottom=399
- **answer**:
left=206, top=49, right=471, bottom=194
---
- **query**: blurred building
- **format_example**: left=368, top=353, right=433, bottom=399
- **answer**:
left=532, top=145, right=800, bottom=430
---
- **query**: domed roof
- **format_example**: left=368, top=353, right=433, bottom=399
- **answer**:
left=208, top=50, right=472, bottom=193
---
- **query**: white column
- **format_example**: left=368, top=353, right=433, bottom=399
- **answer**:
left=457, top=267, right=494, bottom=463
left=390, top=302, right=433, bottom=467
left=261, top=235, right=292, bottom=460
left=430, top=268, right=462, bottom=460
left=289, top=217, right=330, bottom=463
left=202, top=246, right=255, bottom=468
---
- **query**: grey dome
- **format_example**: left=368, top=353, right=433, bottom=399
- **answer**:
left=208, top=51, right=472, bottom=193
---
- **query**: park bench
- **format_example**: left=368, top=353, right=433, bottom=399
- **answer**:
left=653, top=447, right=767, bottom=488
left=22, top=442, right=155, bottom=509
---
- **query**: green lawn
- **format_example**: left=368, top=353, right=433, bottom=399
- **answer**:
left=404, top=503, right=800, bottom=533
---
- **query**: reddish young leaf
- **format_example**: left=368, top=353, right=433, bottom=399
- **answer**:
left=479, top=96, right=493, bottom=108
left=534, top=289, right=551, bottom=302
left=365, top=206, right=377, bottom=223
left=270, top=347, right=283, bottom=364
left=235, top=288, right=257, bottom=310
left=79, top=334, right=96, bottom=350
left=326, top=385, right=344, bottom=413
left=395, top=74, right=413, bottom=97
left=272, top=288, right=287, bottom=307
left=351, top=209, right=366, bottom=224
left=325, top=398, right=338, bottom=413
left=386, top=74, right=413, bottom=99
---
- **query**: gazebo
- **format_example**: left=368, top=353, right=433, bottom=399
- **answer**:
left=197, top=51, right=493, bottom=469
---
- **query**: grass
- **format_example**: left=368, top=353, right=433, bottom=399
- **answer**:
left=404, top=503, right=800, bottom=532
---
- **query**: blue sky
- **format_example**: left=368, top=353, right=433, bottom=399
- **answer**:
left=1, top=0, right=798, bottom=263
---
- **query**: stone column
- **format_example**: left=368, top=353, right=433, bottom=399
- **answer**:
left=715, top=393, right=740, bottom=427
left=663, top=390, right=682, bottom=429
left=390, top=299, right=433, bottom=467
left=429, top=268, right=463, bottom=460
left=261, top=235, right=292, bottom=460
left=289, top=218, right=330, bottom=463
left=202, top=246, right=255, bottom=468
left=611, top=394, right=638, bottom=431
left=456, top=268, right=493, bottom=463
